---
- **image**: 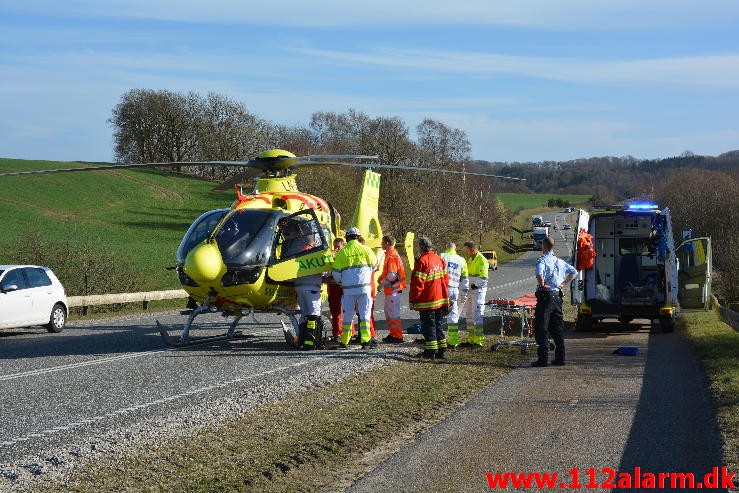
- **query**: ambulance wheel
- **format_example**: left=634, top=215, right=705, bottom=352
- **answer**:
left=660, top=316, right=675, bottom=333
left=618, top=316, right=633, bottom=326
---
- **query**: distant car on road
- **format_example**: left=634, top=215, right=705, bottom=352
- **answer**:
left=481, top=250, right=498, bottom=270
left=563, top=223, right=572, bottom=230
left=0, top=265, right=68, bottom=332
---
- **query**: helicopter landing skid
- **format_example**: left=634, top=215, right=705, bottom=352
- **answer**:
left=157, top=320, right=247, bottom=347
left=157, top=305, right=249, bottom=348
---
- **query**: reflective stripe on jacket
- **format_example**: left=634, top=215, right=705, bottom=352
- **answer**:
left=332, top=239, right=377, bottom=295
left=409, top=251, right=450, bottom=311
left=378, top=247, right=407, bottom=295
left=441, top=249, right=469, bottom=291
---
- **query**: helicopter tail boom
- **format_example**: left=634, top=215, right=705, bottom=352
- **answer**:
left=351, top=170, right=382, bottom=248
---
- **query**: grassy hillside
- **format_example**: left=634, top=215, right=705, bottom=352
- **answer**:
left=497, top=192, right=590, bottom=212
left=0, top=158, right=229, bottom=291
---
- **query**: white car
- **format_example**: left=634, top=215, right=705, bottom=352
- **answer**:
left=0, top=265, right=68, bottom=332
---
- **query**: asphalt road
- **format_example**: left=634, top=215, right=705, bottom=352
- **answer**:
left=0, top=215, right=563, bottom=483
left=347, top=212, right=730, bottom=493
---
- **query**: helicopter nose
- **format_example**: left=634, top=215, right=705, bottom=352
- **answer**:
left=184, top=242, right=226, bottom=283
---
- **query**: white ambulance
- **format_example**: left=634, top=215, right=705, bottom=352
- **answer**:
left=570, top=202, right=712, bottom=332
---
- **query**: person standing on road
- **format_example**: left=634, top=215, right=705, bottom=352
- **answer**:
left=378, top=235, right=407, bottom=343
left=409, top=237, right=450, bottom=359
left=532, top=236, right=577, bottom=367
left=283, top=220, right=323, bottom=348
left=462, top=241, right=488, bottom=347
left=440, top=242, right=469, bottom=348
left=325, top=236, right=347, bottom=342
left=332, top=227, right=378, bottom=349
left=358, top=235, right=380, bottom=346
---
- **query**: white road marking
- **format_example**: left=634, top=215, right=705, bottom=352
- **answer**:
left=0, top=350, right=354, bottom=448
left=0, top=328, right=279, bottom=382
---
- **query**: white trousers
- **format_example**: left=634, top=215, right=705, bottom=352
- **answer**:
left=342, top=291, right=373, bottom=324
left=463, top=279, right=487, bottom=327
left=297, top=287, right=322, bottom=324
left=447, top=286, right=467, bottom=324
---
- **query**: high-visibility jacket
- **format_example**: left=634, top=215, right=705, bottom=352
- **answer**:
left=332, top=239, right=377, bottom=295
left=378, top=247, right=407, bottom=295
left=440, top=248, right=469, bottom=291
left=467, top=251, right=489, bottom=279
left=576, top=228, right=596, bottom=271
left=409, top=251, right=450, bottom=311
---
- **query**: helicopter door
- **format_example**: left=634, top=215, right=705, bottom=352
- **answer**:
left=570, top=208, right=590, bottom=305
left=676, top=237, right=712, bottom=310
left=267, top=209, right=333, bottom=283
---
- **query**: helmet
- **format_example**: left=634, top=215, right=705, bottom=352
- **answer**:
left=346, top=226, right=361, bottom=237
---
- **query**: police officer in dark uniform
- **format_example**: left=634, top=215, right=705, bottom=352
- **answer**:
left=533, top=236, right=578, bottom=367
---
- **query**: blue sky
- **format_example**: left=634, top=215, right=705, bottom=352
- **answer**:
left=1, top=1, right=738, bottom=163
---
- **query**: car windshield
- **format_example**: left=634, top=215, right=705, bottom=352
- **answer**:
left=213, top=209, right=283, bottom=267
left=482, top=252, right=494, bottom=259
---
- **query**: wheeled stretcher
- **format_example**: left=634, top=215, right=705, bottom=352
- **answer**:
left=487, top=293, right=553, bottom=354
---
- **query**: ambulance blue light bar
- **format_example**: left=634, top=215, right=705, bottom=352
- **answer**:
left=626, top=202, right=659, bottom=210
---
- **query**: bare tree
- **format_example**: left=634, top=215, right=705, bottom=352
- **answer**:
left=110, top=89, right=203, bottom=164
left=657, top=169, right=739, bottom=302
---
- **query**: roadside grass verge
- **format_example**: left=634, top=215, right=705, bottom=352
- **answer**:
left=680, top=309, right=739, bottom=475
left=37, top=346, right=525, bottom=493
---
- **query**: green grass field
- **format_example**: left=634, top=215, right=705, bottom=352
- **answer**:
left=497, top=192, right=591, bottom=212
left=0, top=158, right=227, bottom=291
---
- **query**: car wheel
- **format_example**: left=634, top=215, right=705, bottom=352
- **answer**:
left=660, top=316, right=675, bottom=333
left=47, top=303, right=66, bottom=333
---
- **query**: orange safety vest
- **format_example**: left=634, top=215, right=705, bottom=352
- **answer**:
left=378, top=247, right=407, bottom=295
left=576, top=228, right=596, bottom=271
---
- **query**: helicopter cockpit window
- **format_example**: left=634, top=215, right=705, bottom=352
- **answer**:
left=177, top=209, right=229, bottom=263
left=214, top=209, right=283, bottom=267
left=273, top=212, right=327, bottom=262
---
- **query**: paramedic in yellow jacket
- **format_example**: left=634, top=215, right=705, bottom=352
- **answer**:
left=462, top=241, right=489, bottom=346
left=332, top=227, right=378, bottom=349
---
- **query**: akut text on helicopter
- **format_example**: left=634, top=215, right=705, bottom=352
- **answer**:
left=0, top=149, right=524, bottom=348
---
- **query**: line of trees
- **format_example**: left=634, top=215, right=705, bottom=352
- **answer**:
left=109, top=89, right=510, bottom=249
left=656, top=169, right=739, bottom=303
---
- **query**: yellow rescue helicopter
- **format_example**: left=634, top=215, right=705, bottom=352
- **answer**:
left=0, top=149, right=523, bottom=347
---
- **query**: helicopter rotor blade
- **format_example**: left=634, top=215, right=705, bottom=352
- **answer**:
left=0, top=153, right=523, bottom=181
left=0, top=160, right=252, bottom=177
left=288, top=160, right=526, bottom=181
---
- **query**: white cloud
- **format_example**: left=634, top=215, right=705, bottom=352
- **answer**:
left=298, top=47, right=739, bottom=90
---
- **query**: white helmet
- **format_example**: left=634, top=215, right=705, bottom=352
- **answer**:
left=346, top=226, right=361, bottom=237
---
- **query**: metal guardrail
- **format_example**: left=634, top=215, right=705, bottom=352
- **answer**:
left=718, top=305, right=739, bottom=333
left=68, top=289, right=189, bottom=315
left=711, top=295, right=739, bottom=332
